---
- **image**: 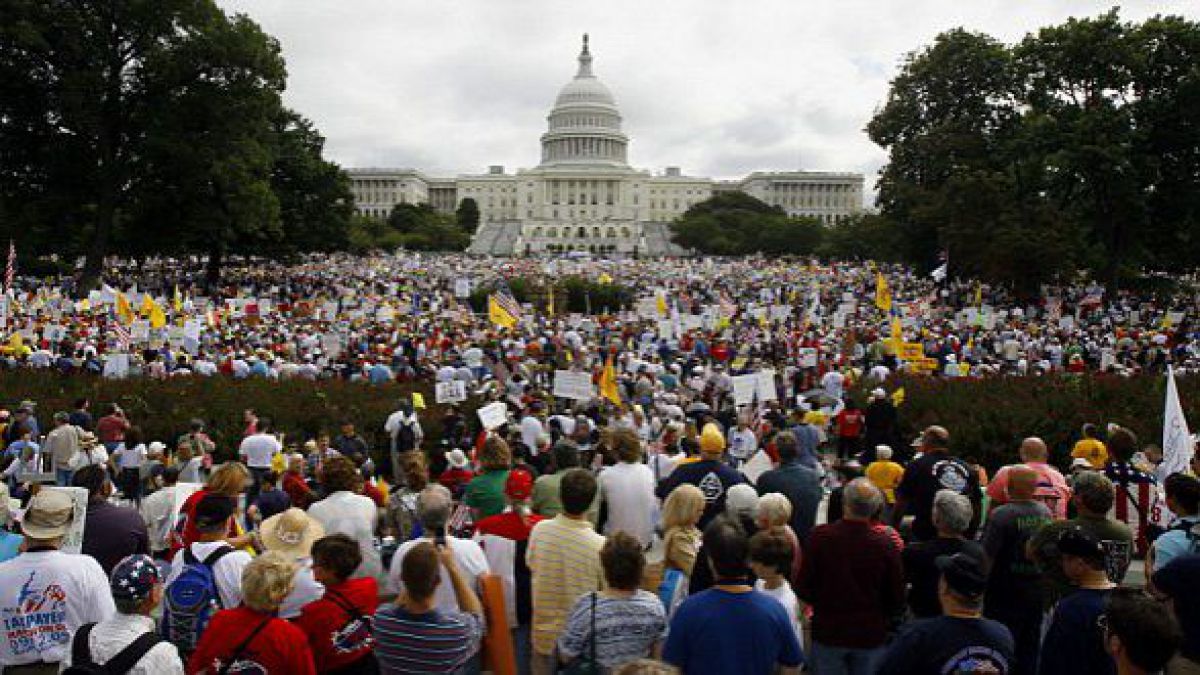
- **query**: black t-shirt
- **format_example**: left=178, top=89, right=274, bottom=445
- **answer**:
left=1153, top=554, right=1200, bottom=661
left=880, top=615, right=1014, bottom=675
left=897, top=452, right=980, bottom=541
left=902, top=538, right=986, bottom=619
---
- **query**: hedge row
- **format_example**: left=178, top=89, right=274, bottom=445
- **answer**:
left=0, top=371, right=447, bottom=462
left=878, top=373, right=1200, bottom=472
left=3, top=370, right=1196, bottom=475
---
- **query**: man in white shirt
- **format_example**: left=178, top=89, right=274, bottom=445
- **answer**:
left=0, top=489, right=116, bottom=670
left=520, top=405, right=546, bottom=459
left=384, top=400, right=423, bottom=484
left=239, top=417, right=281, bottom=507
left=165, top=493, right=253, bottom=610
left=727, top=418, right=758, bottom=467
left=60, top=554, right=184, bottom=673
left=388, top=485, right=489, bottom=611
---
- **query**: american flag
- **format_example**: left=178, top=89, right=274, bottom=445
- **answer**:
left=493, top=286, right=522, bottom=320
left=4, top=240, right=14, bottom=292
left=111, top=321, right=131, bottom=350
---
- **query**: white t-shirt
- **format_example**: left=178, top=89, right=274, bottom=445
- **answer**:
left=166, top=542, right=253, bottom=610
left=238, top=433, right=281, bottom=469
left=727, top=428, right=758, bottom=461
left=307, top=491, right=383, bottom=583
left=0, top=550, right=116, bottom=667
left=387, top=536, right=489, bottom=613
left=755, top=579, right=804, bottom=652
left=520, top=416, right=544, bottom=455
left=112, top=442, right=147, bottom=470
left=278, top=558, right=324, bottom=619
left=599, top=462, right=659, bottom=547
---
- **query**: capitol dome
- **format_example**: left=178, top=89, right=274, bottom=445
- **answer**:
left=540, top=34, right=629, bottom=168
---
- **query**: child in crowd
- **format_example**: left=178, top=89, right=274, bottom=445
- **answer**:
left=749, top=530, right=804, bottom=653
left=248, top=471, right=291, bottom=526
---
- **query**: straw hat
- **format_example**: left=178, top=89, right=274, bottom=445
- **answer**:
left=259, top=508, right=325, bottom=558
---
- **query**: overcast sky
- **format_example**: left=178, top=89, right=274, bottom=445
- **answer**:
left=218, top=0, right=1196, bottom=197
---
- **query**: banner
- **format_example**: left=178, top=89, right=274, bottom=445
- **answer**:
left=1160, top=366, right=1194, bottom=481
left=477, top=401, right=508, bottom=430
left=898, top=342, right=925, bottom=361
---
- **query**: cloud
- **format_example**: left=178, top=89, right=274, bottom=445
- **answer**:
left=218, top=0, right=1197, bottom=200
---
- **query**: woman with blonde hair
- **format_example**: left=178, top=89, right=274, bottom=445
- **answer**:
left=386, top=451, right=430, bottom=541
left=169, top=461, right=253, bottom=558
left=657, top=484, right=705, bottom=619
left=756, top=492, right=803, bottom=585
left=465, top=435, right=512, bottom=518
left=188, top=551, right=317, bottom=673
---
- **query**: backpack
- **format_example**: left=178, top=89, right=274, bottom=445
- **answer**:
left=395, top=420, right=417, bottom=453
left=161, top=545, right=234, bottom=653
left=65, top=623, right=163, bottom=675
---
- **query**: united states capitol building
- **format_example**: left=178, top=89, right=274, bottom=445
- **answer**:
left=348, top=35, right=865, bottom=256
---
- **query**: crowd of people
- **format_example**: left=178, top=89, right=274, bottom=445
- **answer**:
left=0, top=380, right=1193, bottom=673
left=0, top=251, right=1194, bottom=673
left=0, top=253, right=1197, bottom=385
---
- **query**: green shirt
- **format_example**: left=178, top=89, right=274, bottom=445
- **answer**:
left=532, top=470, right=600, bottom=525
left=465, top=469, right=510, bottom=518
left=1029, top=513, right=1133, bottom=606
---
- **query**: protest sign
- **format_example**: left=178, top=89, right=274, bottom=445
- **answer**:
left=756, top=369, right=778, bottom=401
left=898, top=342, right=925, bottom=361
left=436, top=380, right=468, bottom=404
left=553, top=370, right=595, bottom=401
left=477, top=401, right=508, bottom=430
left=103, top=353, right=130, bottom=379
left=733, top=374, right=758, bottom=406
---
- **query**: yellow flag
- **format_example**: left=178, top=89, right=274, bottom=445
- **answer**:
left=116, top=292, right=134, bottom=324
left=891, top=387, right=906, bottom=407
left=974, top=282, right=982, bottom=307
left=148, top=300, right=167, bottom=329
left=547, top=291, right=555, bottom=318
left=875, top=273, right=892, bottom=312
left=139, top=294, right=155, bottom=316
left=8, top=333, right=22, bottom=349
left=656, top=293, right=668, bottom=317
left=412, top=393, right=426, bottom=410
left=599, top=355, right=622, bottom=406
left=890, top=316, right=903, bottom=344
left=598, top=273, right=613, bottom=285
left=173, top=285, right=183, bottom=313
left=488, top=294, right=517, bottom=329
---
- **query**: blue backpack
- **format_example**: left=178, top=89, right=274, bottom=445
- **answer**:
left=161, top=545, right=234, bottom=654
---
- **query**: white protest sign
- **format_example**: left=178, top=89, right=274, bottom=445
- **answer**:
left=741, top=450, right=775, bottom=485
left=832, top=313, right=846, bottom=329
left=131, top=320, right=150, bottom=342
left=435, top=380, right=468, bottom=404
left=167, top=326, right=185, bottom=348
left=757, top=369, right=778, bottom=401
left=799, top=348, right=818, bottom=368
left=102, top=353, right=130, bottom=379
left=732, top=374, right=759, bottom=406
left=44, top=487, right=88, bottom=554
left=454, top=279, right=471, bottom=299
left=172, top=482, right=204, bottom=534
left=553, top=370, right=595, bottom=401
left=477, top=401, right=509, bottom=430
left=657, top=320, right=674, bottom=340
left=183, top=319, right=203, bottom=341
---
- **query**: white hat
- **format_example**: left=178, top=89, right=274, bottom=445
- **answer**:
left=148, top=441, right=166, bottom=455
left=259, top=508, right=325, bottom=557
left=871, top=388, right=887, bottom=399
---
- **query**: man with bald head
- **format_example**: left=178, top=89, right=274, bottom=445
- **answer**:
left=982, top=465, right=1053, bottom=675
left=987, top=437, right=1071, bottom=519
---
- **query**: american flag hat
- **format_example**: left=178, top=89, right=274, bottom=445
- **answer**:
left=110, top=554, right=162, bottom=601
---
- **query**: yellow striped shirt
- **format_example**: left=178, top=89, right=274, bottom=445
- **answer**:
left=526, top=514, right=606, bottom=655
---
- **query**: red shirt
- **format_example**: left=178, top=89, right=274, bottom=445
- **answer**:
left=439, top=468, right=476, bottom=495
left=474, top=510, right=544, bottom=541
left=188, top=606, right=316, bottom=675
left=95, top=414, right=129, bottom=443
left=293, top=577, right=379, bottom=672
left=835, top=409, right=865, bottom=438
left=282, top=471, right=313, bottom=508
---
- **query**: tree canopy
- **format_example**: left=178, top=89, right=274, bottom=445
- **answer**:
left=0, top=0, right=354, bottom=289
left=867, top=10, right=1200, bottom=291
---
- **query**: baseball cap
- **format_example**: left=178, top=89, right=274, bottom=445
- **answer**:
left=505, top=467, right=535, bottom=501
left=110, top=554, right=162, bottom=602
left=1057, top=526, right=1106, bottom=564
left=194, top=493, right=235, bottom=530
left=935, top=552, right=988, bottom=597
left=21, top=489, right=75, bottom=539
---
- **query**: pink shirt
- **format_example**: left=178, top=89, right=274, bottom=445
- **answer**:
left=987, top=462, right=1071, bottom=519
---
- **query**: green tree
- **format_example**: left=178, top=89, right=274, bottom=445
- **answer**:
left=671, top=191, right=824, bottom=255
left=268, top=110, right=354, bottom=255
left=456, top=197, right=480, bottom=235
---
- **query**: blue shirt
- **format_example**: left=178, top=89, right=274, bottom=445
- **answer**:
left=1039, top=587, right=1113, bottom=675
left=1152, top=516, right=1199, bottom=572
left=664, top=588, right=803, bottom=675
left=0, top=531, right=22, bottom=563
